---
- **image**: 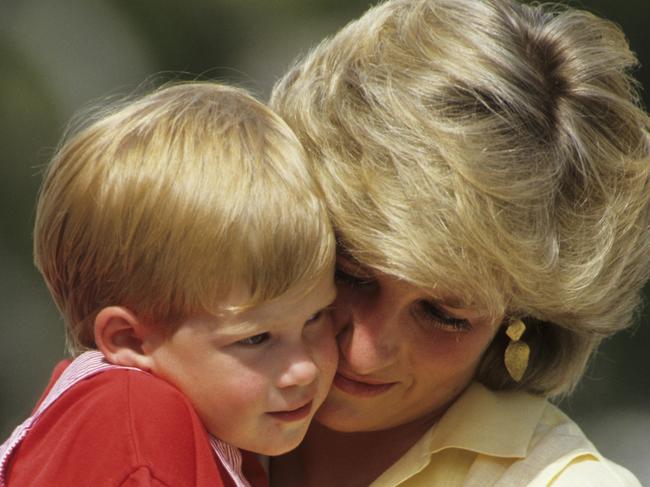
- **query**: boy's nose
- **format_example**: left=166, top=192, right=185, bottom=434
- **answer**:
left=276, top=349, right=319, bottom=388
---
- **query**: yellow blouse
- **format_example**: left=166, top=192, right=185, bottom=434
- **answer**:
left=370, top=383, right=641, bottom=487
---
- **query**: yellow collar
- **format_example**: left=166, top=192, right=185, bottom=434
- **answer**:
left=423, top=382, right=547, bottom=458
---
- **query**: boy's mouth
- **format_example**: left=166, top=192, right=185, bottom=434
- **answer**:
left=267, top=400, right=314, bottom=422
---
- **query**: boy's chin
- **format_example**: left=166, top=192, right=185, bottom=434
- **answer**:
left=223, top=424, right=308, bottom=457
left=254, top=431, right=307, bottom=457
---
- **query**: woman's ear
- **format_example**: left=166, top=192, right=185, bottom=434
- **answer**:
left=94, top=306, right=156, bottom=371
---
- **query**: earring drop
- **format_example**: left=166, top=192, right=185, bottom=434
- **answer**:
left=504, top=319, right=530, bottom=382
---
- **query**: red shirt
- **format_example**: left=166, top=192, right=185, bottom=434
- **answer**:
left=5, top=360, right=268, bottom=487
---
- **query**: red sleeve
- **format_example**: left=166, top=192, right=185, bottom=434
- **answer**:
left=6, top=369, right=230, bottom=487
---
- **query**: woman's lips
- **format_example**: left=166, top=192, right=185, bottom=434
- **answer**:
left=333, top=372, right=396, bottom=397
left=267, top=401, right=313, bottom=422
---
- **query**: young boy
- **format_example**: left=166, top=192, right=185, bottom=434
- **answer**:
left=0, top=82, right=338, bottom=486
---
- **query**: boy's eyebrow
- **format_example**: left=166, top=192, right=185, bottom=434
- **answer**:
left=213, top=319, right=266, bottom=340
left=212, top=309, right=306, bottom=339
left=214, top=288, right=337, bottom=340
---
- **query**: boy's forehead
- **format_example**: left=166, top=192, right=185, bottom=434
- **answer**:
left=244, top=277, right=335, bottom=319
left=214, top=273, right=336, bottom=332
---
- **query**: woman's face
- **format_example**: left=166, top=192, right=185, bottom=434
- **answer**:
left=315, top=255, right=500, bottom=433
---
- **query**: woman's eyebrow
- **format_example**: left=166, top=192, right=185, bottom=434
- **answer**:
left=336, top=255, right=375, bottom=277
left=334, top=236, right=359, bottom=259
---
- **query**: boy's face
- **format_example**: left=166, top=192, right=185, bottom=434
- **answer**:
left=143, top=269, right=338, bottom=456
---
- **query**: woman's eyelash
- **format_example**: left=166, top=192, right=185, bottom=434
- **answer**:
left=416, top=300, right=471, bottom=331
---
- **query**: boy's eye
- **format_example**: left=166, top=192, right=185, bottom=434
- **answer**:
left=306, top=311, right=322, bottom=324
left=306, top=307, right=333, bottom=325
left=237, top=332, right=270, bottom=346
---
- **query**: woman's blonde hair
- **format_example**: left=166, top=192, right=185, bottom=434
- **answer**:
left=271, top=0, right=650, bottom=397
left=35, top=82, right=334, bottom=354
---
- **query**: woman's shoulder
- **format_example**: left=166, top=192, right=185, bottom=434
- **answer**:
left=514, top=400, right=641, bottom=486
left=432, top=384, right=641, bottom=486
left=535, top=455, right=642, bottom=487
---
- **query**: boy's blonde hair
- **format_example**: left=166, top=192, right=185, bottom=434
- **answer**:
left=35, top=82, right=334, bottom=353
left=271, top=0, right=650, bottom=396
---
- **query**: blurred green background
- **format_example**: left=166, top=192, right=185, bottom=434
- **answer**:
left=1, top=0, right=649, bottom=481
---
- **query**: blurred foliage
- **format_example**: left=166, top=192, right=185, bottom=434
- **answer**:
left=0, top=36, right=60, bottom=263
left=108, top=1, right=246, bottom=77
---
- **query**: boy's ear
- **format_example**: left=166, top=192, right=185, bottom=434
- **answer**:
left=94, top=306, right=156, bottom=371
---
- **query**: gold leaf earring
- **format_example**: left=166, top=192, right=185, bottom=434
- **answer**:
left=504, top=319, right=530, bottom=382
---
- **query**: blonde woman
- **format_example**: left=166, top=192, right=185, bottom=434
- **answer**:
left=269, top=0, right=650, bottom=485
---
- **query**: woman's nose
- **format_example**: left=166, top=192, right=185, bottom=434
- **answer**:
left=335, top=299, right=401, bottom=375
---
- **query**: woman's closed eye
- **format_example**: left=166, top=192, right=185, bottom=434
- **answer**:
left=335, top=267, right=375, bottom=288
left=413, top=300, right=471, bottom=332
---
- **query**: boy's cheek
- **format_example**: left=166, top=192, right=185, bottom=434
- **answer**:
left=314, top=323, right=339, bottom=379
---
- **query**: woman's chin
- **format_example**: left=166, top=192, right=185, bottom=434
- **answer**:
left=313, top=398, right=388, bottom=433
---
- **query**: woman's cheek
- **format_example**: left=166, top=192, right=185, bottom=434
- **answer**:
left=411, top=324, right=497, bottom=373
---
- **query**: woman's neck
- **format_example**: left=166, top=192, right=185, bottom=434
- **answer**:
left=270, top=413, right=440, bottom=487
